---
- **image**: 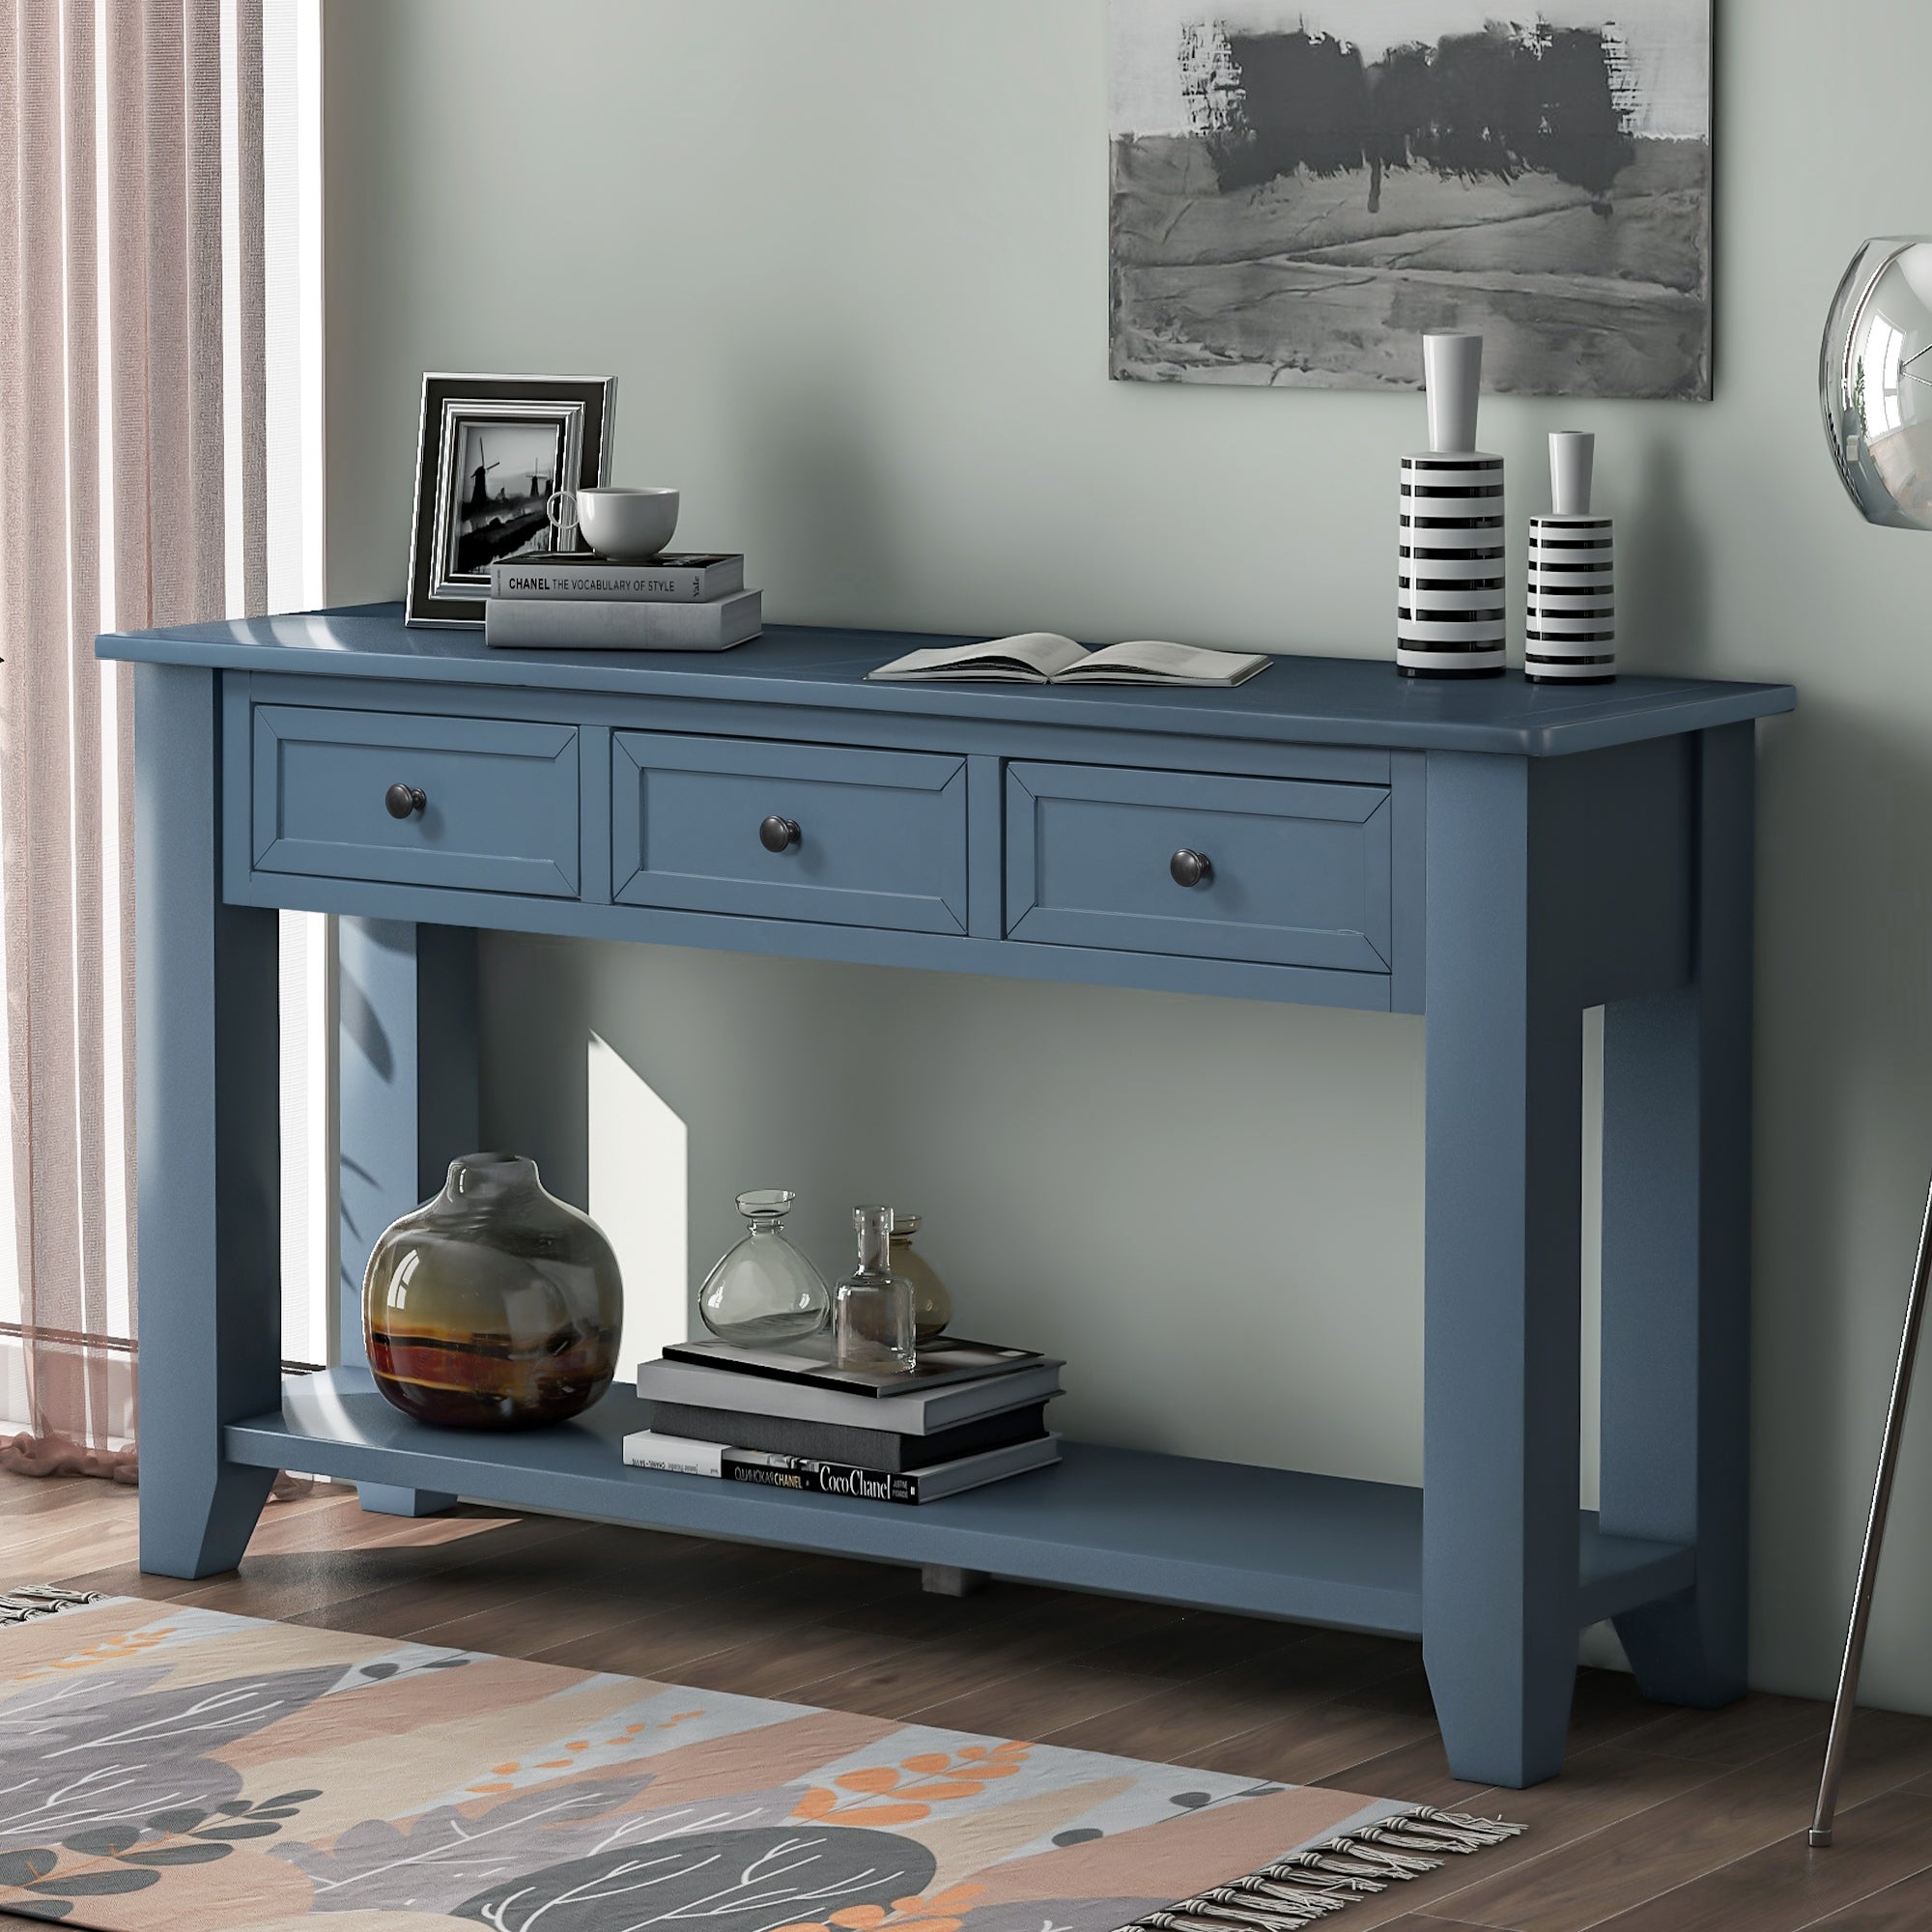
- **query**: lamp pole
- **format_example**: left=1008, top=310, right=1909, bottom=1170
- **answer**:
left=1810, top=1173, right=1932, bottom=1844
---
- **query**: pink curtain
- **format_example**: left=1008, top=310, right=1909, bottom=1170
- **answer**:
left=0, top=0, right=270, bottom=1480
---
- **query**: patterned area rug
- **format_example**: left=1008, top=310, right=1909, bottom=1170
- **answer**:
left=0, top=1586, right=1521, bottom=1932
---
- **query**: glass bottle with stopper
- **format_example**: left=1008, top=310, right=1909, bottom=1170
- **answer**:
left=888, top=1211, right=952, bottom=1345
left=696, top=1189, right=830, bottom=1347
left=833, top=1205, right=916, bottom=1373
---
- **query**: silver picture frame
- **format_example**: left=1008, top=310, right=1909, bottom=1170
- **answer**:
left=405, top=372, right=616, bottom=627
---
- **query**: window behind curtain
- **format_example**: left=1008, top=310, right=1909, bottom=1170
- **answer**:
left=264, top=0, right=328, bottom=1372
left=0, top=0, right=326, bottom=1422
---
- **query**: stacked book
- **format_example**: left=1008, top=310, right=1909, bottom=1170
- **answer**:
left=484, top=552, right=761, bottom=651
left=623, top=1336, right=1062, bottom=1504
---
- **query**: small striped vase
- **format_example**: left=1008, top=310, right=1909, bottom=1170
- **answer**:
left=1526, top=432, right=1615, bottom=683
left=1398, top=333, right=1505, bottom=678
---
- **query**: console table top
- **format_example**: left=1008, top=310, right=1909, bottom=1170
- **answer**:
left=98, top=601, right=1796, bottom=757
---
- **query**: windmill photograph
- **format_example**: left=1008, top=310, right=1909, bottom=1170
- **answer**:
left=448, top=417, right=567, bottom=575
left=405, top=374, right=614, bottom=626
left=1109, top=0, right=1713, bottom=398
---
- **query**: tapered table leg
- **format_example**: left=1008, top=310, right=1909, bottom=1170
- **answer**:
left=135, top=667, right=280, bottom=1578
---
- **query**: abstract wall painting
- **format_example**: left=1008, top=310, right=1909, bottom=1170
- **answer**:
left=1109, top=1, right=1713, bottom=399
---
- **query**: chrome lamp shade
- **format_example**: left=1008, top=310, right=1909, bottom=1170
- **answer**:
left=1821, top=236, right=1932, bottom=529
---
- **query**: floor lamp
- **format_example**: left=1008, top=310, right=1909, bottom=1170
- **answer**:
left=1811, top=236, right=1932, bottom=1848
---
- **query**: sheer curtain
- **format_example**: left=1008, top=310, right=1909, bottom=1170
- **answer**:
left=0, top=0, right=324, bottom=1479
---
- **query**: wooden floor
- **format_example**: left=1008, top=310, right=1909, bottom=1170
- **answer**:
left=7, top=1470, right=1932, bottom=1931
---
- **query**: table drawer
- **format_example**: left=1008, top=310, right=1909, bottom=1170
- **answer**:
left=251, top=704, right=580, bottom=897
left=1005, top=762, right=1391, bottom=972
left=612, top=731, right=969, bottom=933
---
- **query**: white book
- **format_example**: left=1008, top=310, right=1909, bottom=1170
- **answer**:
left=867, top=632, right=1269, bottom=687
left=485, top=588, right=762, bottom=651
left=636, top=1354, right=1065, bottom=1435
left=622, top=1432, right=731, bottom=1477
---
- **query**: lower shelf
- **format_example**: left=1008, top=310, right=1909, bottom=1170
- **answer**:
left=225, top=1368, right=1695, bottom=1637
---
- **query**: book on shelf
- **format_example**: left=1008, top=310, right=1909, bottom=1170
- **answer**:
left=639, top=1396, right=1054, bottom=1472
left=662, top=1335, right=1048, bottom=1398
left=622, top=1428, right=1061, bottom=1503
left=867, top=632, right=1270, bottom=687
left=489, top=554, right=745, bottom=603
left=484, top=587, right=762, bottom=651
left=636, top=1355, right=1064, bottom=1435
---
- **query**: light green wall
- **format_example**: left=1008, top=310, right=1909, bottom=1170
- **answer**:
left=324, top=0, right=1932, bottom=1711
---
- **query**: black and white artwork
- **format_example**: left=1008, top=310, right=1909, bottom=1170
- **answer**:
left=445, top=418, right=566, bottom=578
left=405, top=374, right=615, bottom=626
left=1109, top=1, right=1712, bottom=399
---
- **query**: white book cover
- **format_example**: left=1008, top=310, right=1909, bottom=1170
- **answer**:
left=485, top=588, right=762, bottom=651
left=867, top=632, right=1268, bottom=686
left=621, top=1432, right=725, bottom=1477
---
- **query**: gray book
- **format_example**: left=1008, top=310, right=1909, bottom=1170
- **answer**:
left=489, top=554, right=745, bottom=603
left=485, top=588, right=761, bottom=651
left=635, top=1355, right=1065, bottom=1435
left=640, top=1397, right=1053, bottom=1472
left=664, top=1334, right=1047, bottom=1397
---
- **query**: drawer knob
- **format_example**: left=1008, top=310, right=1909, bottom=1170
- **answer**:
left=759, top=814, right=801, bottom=854
left=385, top=782, right=427, bottom=820
left=1170, top=847, right=1212, bottom=888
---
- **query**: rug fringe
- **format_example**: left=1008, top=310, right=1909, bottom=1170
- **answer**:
left=0, top=1585, right=104, bottom=1627
left=1117, top=1805, right=1526, bottom=1932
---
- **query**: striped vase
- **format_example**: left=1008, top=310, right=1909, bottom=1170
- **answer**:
left=1398, top=333, right=1506, bottom=679
left=1526, top=432, right=1615, bottom=683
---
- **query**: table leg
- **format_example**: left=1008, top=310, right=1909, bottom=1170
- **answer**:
left=1423, top=753, right=1583, bottom=1788
left=135, top=667, right=280, bottom=1577
left=356, top=1483, right=461, bottom=1517
left=922, top=1565, right=990, bottom=1598
left=1599, top=724, right=1752, bottom=1707
left=339, top=918, right=479, bottom=1517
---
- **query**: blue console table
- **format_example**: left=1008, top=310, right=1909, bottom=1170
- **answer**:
left=98, top=604, right=1795, bottom=1789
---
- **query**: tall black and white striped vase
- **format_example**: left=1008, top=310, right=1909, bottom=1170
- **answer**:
left=1398, top=332, right=1506, bottom=678
left=1526, top=431, right=1615, bottom=683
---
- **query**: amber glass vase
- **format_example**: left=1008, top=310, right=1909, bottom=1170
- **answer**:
left=362, top=1153, right=623, bottom=1430
left=889, top=1212, right=953, bottom=1345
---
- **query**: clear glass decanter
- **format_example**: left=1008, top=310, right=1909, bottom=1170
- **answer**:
left=833, top=1205, right=916, bottom=1373
left=889, top=1211, right=952, bottom=1345
left=696, top=1189, right=830, bottom=1347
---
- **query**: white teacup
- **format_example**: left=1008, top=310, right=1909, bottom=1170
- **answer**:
left=547, top=486, right=679, bottom=562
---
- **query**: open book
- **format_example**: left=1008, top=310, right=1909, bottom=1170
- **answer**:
left=867, top=632, right=1270, bottom=687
